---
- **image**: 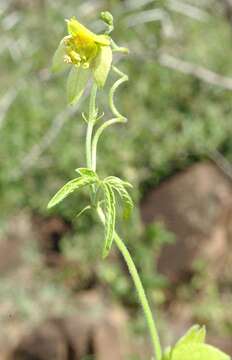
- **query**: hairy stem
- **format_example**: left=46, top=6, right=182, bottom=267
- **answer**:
left=97, top=206, right=162, bottom=360
left=86, top=121, right=94, bottom=169
left=89, top=83, right=98, bottom=122
left=86, top=84, right=97, bottom=169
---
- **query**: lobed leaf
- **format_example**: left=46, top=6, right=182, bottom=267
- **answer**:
left=67, top=66, right=89, bottom=105
left=105, top=176, right=133, bottom=220
left=75, top=167, right=98, bottom=180
left=171, top=343, right=230, bottom=360
left=47, top=177, right=96, bottom=209
left=176, top=325, right=206, bottom=346
left=76, top=205, right=91, bottom=219
left=162, top=347, right=171, bottom=360
left=105, top=176, right=133, bottom=188
left=163, top=325, right=231, bottom=360
left=102, top=182, right=116, bottom=258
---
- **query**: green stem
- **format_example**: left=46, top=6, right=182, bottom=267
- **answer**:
left=86, top=120, right=93, bottom=169
left=92, top=67, right=128, bottom=171
left=86, top=76, right=162, bottom=359
left=110, top=66, right=128, bottom=118
left=86, top=84, right=98, bottom=169
left=92, top=117, right=126, bottom=171
left=97, top=206, right=162, bottom=360
left=89, top=83, right=98, bottom=122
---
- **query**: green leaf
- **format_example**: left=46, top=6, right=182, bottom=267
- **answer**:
left=76, top=205, right=91, bottom=219
left=93, top=46, right=112, bottom=88
left=47, top=177, right=96, bottom=209
left=105, top=176, right=133, bottom=188
left=162, top=347, right=172, bottom=360
left=52, top=38, right=67, bottom=73
left=105, top=176, right=133, bottom=220
left=75, top=167, right=98, bottom=180
left=171, top=343, right=230, bottom=360
left=176, top=325, right=206, bottom=346
left=67, top=66, right=89, bottom=105
left=165, top=326, right=230, bottom=360
left=102, top=183, right=116, bottom=258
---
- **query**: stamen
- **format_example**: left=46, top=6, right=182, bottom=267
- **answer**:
left=64, top=55, right=72, bottom=64
left=70, top=50, right=81, bottom=63
left=82, top=62, right=90, bottom=69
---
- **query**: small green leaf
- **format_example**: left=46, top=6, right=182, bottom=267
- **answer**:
left=75, top=167, right=98, bottom=179
left=171, top=343, right=230, bottom=360
left=47, top=177, right=96, bottom=209
left=52, top=38, right=67, bottom=73
left=76, top=205, right=91, bottom=219
left=67, top=66, right=89, bottom=105
left=93, top=46, right=112, bottom=88
left=176, top=325, right=206, bottom=346
left=105, top=176, right=133, bottom=188
left=102, top=183, right=116, bottom=258
left=105, top=176, right=133, bottom=220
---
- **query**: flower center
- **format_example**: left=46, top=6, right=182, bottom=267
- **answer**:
left=64, top=35, right=98, bottom=69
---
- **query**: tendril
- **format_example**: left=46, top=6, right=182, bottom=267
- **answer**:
left=91, top=66, right=128, bottom=171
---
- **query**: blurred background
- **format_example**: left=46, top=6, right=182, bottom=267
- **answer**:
left=0, top=0, right=232, bottom=359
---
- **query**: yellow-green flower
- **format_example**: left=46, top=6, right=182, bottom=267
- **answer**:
left=64, top=17, right=110, bottom=68
left=52, top=17, right=113, bottom=104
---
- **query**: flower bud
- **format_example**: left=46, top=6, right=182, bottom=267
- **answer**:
left=100, top=11, right=114, bottom=27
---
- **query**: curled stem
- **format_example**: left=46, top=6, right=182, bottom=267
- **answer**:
left=92, top=117, right=126, bottom=171
left=91, top=66, right=128, bottom=171
left=110, top=66, right=128, bottom=119
left=111, top=39, right=129, bottom=54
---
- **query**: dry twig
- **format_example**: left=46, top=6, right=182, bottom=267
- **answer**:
left=159, top=53, right=232, bottom=90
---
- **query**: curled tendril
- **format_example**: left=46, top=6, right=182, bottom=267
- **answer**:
left=109, top=66, right=128, bottom=120
left=91, top=66, right=128, bottom=171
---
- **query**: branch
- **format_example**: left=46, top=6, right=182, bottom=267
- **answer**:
left=167, top=0, right=209, bottom=21
left=159, top=53, right=232, bottom=90
left=125, top=8, right=175, bottom=37
left=0, top=86, right=18, bottom=129
left=208, top=149, right=232, bottom=181
left=124, top=0, right=156, bottom=11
